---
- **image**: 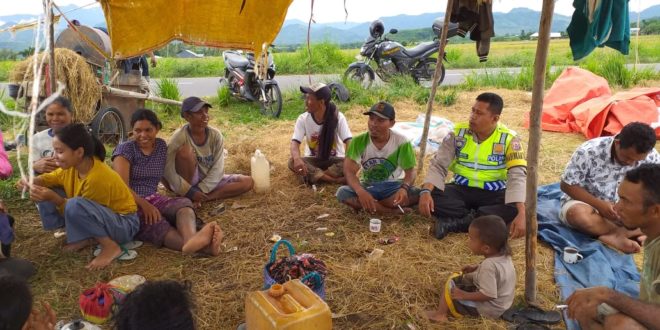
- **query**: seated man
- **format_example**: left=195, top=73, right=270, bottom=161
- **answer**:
left=164, top=97, right=253, bottom=207
left=290, top=83, right=352, bottom=185
left=336, top=101, right=418, bottom=214
left=567, top=164, right=660, bottom=330
left=560, top=122, right=659, bottom=253
left=418, top=92, right=527, bottom=240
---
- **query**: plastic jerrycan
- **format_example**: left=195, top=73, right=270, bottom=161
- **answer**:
left=245, top=279, right=332, bottom=330
left=251, top=149, right=271, bottom=193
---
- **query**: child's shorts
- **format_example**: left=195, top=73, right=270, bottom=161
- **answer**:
left=449, top=278, right=480, bottom=317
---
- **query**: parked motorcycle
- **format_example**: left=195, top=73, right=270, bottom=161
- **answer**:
left=344, top=18, right=458, bottom=88
left=220, top=49, right=282, bottom=117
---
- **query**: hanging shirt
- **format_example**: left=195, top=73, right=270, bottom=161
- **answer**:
left=567, top=0, right=630, bottom=60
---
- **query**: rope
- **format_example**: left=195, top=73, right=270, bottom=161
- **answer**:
left=635, top=0, right=641, bottom=68
left=53, top=2, right=111, bottom=60
left=306, top=0, right=315, bottom=85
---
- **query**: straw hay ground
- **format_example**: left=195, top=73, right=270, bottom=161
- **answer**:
left=7, top=88, right=639, bottom=329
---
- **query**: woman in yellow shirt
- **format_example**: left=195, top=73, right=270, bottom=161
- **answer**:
left=19, top=124, right=139, bottom=270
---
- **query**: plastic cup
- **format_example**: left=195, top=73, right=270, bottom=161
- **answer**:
left=369, top=219, right=382, bottom=233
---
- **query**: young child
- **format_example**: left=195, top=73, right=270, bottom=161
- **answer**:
left=425, top=215, right=516, bottom=322
left=0, top=275, right=57, bottom=330
left=112, top=280, right=195, bottom=330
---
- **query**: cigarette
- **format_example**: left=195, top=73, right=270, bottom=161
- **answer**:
left=555, top=304, right=568, bottom=310
left=397, top=205, right=405, bottom=214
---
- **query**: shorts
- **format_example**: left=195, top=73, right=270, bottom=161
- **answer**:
left=559, top=199, right=596, bottom=227
left=135, top=193, right=195, bottom=247
left=336, top=181, right=404, bottom=203
left=448, top=279, right=480, bottom=317
left=192, top=169, right=241, bottom=191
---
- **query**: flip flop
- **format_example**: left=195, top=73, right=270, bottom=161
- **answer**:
left=502, top=306, right=561, bottom=325
left=95, top=241, right=143, bottom=251
left=93, top=247, right=138, bottom=261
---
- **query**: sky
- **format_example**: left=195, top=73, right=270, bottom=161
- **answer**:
left=3, top=0, right=660, bottom=23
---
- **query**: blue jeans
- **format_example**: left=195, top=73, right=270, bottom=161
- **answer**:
left=36, top=188, right=66, bottom=230
left=39, top=196, right=139, bottom=244
left=336, top=181, right=404, bottom=203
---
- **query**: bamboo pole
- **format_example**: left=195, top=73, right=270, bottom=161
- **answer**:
left=103, top=86, right=183, bottom=106
left=416, top=0, right=454, bottom=174
left=48, top=3, right=56, bottom=94
left=525, top=0, right=555, bottom=304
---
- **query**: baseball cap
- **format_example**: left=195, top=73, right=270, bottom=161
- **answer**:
left=300, top=83, right=331, bottom=102
left=363, top=101, right=395, bottom=120
left=181, top=96, right=212, bottom=117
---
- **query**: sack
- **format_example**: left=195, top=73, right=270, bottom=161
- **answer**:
left=263, top=240, right=327, bottom=299
left=79, top=283, right=126, bottom=324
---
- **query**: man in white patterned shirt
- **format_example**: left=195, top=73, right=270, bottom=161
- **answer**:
left=560, top=122, right=660, bottom=253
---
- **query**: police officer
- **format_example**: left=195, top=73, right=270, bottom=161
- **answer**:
left=418, top=92, right=527, bottom=239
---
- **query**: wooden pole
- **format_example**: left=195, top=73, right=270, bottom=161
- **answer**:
left=416, top=0, right=454, bottom=174
left=103, top=85, right=183, bottom=106
left=525, top=0, right=555, bottom=304
left=48, top=2, right=56, bottom=95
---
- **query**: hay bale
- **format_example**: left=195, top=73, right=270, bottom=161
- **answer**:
left=9, top=48, right=101, bottom=124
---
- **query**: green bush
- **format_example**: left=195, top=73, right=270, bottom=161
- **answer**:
left=216, top=85, right=231, bottom=107
left=155, top=78, right=181, bottom=116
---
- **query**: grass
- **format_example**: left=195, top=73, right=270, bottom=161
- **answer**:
left=3, top=36, right=657, bottom=81
left=461, top=52, right=660, bottom=91
left=155, top=78, right=181, bottom=116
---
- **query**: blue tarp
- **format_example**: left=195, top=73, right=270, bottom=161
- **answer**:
left=536, top=183, right=640, bottom=330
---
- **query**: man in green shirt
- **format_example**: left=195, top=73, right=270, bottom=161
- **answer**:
left=567, top=164, right=660, bottom=329
left=336, top=101, right=418, bottom=214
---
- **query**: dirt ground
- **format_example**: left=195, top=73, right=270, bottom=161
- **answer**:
left=10, top=89, right=597, bottom=329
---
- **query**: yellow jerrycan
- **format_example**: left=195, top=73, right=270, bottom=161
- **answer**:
left=245, top=279, right=332, bottom=330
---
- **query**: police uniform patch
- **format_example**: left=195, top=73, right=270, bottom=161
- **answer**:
left=511, top=139, right=522, bottom=151
left=455, top=136, right=466, bottom=150
left=493, top=143, right=505, bottom=155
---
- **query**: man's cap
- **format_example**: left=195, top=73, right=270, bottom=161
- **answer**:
left=181, top=96, right=212, bottom=117
left=363, top=101, right=395, bottom=120
left=300, top=82, right=331, bottom=102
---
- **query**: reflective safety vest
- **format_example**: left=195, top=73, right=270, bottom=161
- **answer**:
left=448, top=123, right=526, bottom=191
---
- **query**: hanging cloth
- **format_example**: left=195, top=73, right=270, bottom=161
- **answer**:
left=567, top=0, right=630, bottom=61
left=450, top=0, right=494, bottom=62
left=99, top=0, right=293, bottom=59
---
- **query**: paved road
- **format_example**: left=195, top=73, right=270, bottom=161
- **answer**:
left=3, top=64, right=658, bottom=99
left=154, top=63, right=660, bottom=98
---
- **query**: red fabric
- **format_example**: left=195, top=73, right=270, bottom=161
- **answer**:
left=531, top=67, right=660, bottom=138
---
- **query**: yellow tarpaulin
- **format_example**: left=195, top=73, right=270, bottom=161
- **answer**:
left=99, top=0, right=294, bottom=59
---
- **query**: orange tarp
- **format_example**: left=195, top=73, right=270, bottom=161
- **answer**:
left=534, top=67, right=660, bottom=139
left=99, top=0, right=294, bottom=59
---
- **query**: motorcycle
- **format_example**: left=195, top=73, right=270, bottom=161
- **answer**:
left=344, top=18, right=458, bottom=88
left=219, top=48, right=282, bottom=117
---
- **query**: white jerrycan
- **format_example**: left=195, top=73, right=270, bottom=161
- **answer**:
left=251, top=149, right=271, bottom=193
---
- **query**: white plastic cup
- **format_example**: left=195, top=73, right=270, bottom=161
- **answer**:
left=369, top=219, right=382, bottom=233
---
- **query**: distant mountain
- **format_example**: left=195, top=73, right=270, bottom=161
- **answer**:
left=1, top=4, right=658, bottom=50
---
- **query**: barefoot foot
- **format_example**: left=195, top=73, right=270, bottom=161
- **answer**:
left=182, top=222, right=215, bottom=254
left=423, top=310, right=448, bottom=323
left=86, top=243, right=122, bottom=271
left=62, top=238, right=94, bottom=252
left=599, top=232, right=641, bottom=254
left=208, top=224, right=224, bottom=256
